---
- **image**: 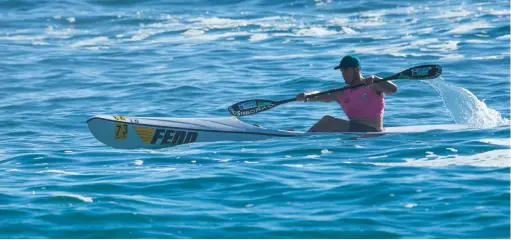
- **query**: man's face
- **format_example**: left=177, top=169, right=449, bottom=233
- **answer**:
left=341, top=67, right=357, bottom=83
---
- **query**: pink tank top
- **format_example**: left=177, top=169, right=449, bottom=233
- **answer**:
left=336, top=86, right=384, bottom=119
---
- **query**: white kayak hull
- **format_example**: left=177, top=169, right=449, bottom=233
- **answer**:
left=87, top=115, right=302, bottom=149
left=87, top=115, right=471, bottom=149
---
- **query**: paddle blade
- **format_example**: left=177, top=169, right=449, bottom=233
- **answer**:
left=391, top=64, right=442, bottom=80
left=228, top=99, right=280, bottom=116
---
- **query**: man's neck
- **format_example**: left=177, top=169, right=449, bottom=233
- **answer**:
left=349, top=74, right=363, bottom=86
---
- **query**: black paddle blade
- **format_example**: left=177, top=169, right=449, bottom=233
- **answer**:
left=393, top=64, right=442, bottom=80
left=228, top=99, right=279, bottom=116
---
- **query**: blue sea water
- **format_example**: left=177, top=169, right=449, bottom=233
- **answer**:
left=1, top=0, right=510, bottom=238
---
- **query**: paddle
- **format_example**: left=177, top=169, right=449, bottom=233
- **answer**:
left=228, top=64, right=442, bottom=116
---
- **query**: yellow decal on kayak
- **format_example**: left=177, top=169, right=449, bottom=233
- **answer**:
left=134, top=127, right=155, bottom=144
left=113, top=116, right=127, bottom=121
left=114, top=124, right=128, bottom=140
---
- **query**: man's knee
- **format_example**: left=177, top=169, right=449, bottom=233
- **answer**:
left=321, top=115, right=335, bottom=121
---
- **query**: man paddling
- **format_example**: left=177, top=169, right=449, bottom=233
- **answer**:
left=296, top=55, right=397, bottom=132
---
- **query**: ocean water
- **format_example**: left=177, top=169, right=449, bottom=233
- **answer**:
left=1, top=0, right=510, bottom=238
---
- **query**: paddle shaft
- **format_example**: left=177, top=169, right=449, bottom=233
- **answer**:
left=277, top=77, right=395, bottom=105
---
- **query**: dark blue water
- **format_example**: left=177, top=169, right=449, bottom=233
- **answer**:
left=1, top=0, right=509, bottom=238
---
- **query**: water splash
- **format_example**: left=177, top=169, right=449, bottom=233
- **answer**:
left=426, top=78, right=509, bottom=128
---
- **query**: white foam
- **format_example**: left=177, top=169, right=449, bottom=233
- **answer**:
left=321, top=149, right=333, bottom=154
left=249, top=33, right=270, bottom=42
left=284, top=164, right=304, bottom=168
left=133, top=160, right=143, bottom=166
left=314, top=0, right=332, bottom=7
left=66, top=17, right=76, bottom=23
left=478, top=139, right=511, bottom=146
left=366, top=149, right=510, bottom=168
left=268, top=22, right=295, bottom=30
left=241, top=148, right=257, bottom=152
left=7, top=169, right=21, bottom=172
left=329, top=17, right=349, bottom=25
left=183, top=29, right=206, bottom=36
left=295, top=27, right=338, bottom=37
left=38, top=170, right=79, bottom=175
left=471, top=56, right=505, bottom=60
left=404, top=203, right=417, bottom=208
left=353, top=44, right=408, bottom=57
left=496, top=35, right=510, bottom=40
left=410, top=38, right=439, bottom=46
left=425, top=151, right=438, bottom=158
left=71, top=37, right=111, bottom=48
left=45, top=26, right=74, bottom=39
left=359, top=9, right=386, bottom=18
left=417, top=27, right=434, bottom=34
left=446, top=148, right=458, bottom=152
left=440, top=54, right=465, bottom=60
left=152, top=167, right=176, bottom=171
left=341, top=27, right=358, bottom=35
left=54, top=193, right=93, bottom=203
left=401, top=34, right=413, bottom=40
left=446, top=21, right=492, bottom=34
left=132, top=21, right=183, bottom=36
left=185, top=31, right=251, bottom=41
left=488, top=9, right=510, bottom=16
left=466, top=39, right=492, bottom=44
left=304, top=154, right=320, bottom=159
left=129, top=28, right=166, bottom=41
left=0, top=35, right=46, bottom=42
left=188, top=17, right=250, bottom=29
left=244, top=161, right=259, bottom=164
left=84, top=46, right=105, bottom=51
left=32, top=41, right=48, bottom=45
left=426, top=40, right=459, bottom=51
left=213, top=158, right=231, bottom=163
left=351, top=21, right=384, bottom=28
left=430, top=10, right=473, bottom=19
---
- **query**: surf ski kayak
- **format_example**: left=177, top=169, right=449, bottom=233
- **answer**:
left=87, top=115, right=471, bottom=149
